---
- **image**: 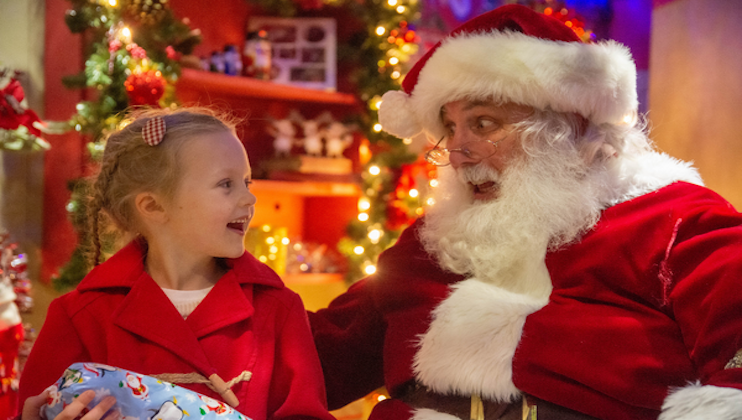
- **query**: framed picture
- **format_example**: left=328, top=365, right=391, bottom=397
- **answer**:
left=248, top=17, right=337, bottom=91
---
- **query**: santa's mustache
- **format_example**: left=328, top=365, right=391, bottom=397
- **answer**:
left=457, top=163, right=500, bottom=186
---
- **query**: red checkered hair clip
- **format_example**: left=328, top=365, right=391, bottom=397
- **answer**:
left=142, top=116, right=167, bottom=146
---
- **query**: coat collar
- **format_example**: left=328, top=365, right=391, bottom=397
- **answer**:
left=76, top=239, right=285, bottom=376
left=78, top=239, right=285, bottom=292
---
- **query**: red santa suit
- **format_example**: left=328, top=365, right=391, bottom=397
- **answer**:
left=18, top=239, right=334, bottom=420
left=311, top=167, right=742, bottom=419
left=315, top=4, right=742, bottom=419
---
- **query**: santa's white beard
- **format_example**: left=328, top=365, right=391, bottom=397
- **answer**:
left=419, top=145, right=606, bottom=295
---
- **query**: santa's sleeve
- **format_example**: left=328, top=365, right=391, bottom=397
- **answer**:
left=308, top=278, right=386, bottom=410
left=660, top=193, right=742, bottom=419
left=18, top=295, right=89, bottom=407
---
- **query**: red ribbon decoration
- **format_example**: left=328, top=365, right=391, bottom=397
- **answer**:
left=0, top=79, right=43, bottom=137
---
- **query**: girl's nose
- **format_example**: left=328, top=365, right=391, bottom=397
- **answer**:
left=243, top=188, right=257, bottom=207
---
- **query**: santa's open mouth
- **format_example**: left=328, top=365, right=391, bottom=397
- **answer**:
left=227, top=218, right=248, bottom=235
left=472, top=181, right=497, bottom=195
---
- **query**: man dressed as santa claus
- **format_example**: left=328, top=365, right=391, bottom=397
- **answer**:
left=309, top=4, right=742, bottom=420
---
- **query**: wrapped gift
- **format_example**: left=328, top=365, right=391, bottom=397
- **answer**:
left=42, top=363, right=251, bottom=420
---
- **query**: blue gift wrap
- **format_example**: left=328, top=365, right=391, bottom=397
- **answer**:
left=42, top=363, right=251, bottom=420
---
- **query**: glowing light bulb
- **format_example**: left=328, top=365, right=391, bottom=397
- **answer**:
left=373, top=123, right=383, bottom=132
left=368, top=229, right=382, bottom=243
left=358, top=213, right=369, bottom=222
left=389, top=57, right=399, bottom=65
left=409, top=189, right=419, bottom=198
left=365, top=265, right=377, bottom=275
left=354, top=246, right=365, bottom=255
left=358, top=198, right=371, bottom=211
left=121, top=27, right=132, bottom=43
left=376, top=26, right=386, bottom=36
left=369, top=166, right=381, bottom=176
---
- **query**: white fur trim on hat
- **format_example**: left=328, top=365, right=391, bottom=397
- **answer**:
left=379, top=90, right=421, bottom=139
left=659, top=382, right=742, bottom=420
left=413, top=278, right=549, bottom=402
left=380, top=31, right=637, bottom=139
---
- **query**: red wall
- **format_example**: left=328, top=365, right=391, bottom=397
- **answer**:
left=42, top=0, right=87, bottom=282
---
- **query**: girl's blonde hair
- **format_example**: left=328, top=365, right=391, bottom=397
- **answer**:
left=86, top=106, right=239, bottom=267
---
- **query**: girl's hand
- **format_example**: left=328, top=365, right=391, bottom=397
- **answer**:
left=22, top=389, right=119, bottom=420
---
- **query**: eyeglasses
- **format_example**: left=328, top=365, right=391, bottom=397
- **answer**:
left=425, top=136, right=506, bottom=167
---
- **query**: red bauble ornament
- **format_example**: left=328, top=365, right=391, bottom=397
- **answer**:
left=124, top=71, right=165, bottom=107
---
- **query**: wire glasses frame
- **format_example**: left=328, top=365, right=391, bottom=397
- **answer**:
left=425, top=136, right=506, bottom=167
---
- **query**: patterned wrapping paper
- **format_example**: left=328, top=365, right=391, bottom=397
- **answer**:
left=41, top=363, right=251, bottom=420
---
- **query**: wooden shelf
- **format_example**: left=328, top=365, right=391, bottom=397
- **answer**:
left=177, top=68, right=358, bottom=105
left=251, top=179, right=360, bottom=197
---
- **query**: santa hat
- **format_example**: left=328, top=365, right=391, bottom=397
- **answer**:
left=378, top=4, right=638, bottom=140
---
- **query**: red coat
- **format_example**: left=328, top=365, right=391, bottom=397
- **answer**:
left=18, top=240, right=334, bottom=420
left=310, top=181, right=742, bottom=420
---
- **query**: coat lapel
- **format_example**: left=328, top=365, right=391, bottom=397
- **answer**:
left=112, top=272, right=215, bottom=374
left=186, top=270, right=255, bottom=338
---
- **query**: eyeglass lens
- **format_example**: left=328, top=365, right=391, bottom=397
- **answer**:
left=427, top=141, right=498, bottom=165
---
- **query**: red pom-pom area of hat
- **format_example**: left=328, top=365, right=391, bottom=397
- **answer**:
left=378, top=90, right=422, bottom=139
left=125, top=70, right=166, bottom=107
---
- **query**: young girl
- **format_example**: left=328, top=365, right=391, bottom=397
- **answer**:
left=17, top=108, right=335, bottom=420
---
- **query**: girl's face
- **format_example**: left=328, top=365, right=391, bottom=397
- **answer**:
left=163, top=130, right=256, bottom=261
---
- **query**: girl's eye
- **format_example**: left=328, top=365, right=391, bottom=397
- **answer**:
left=221, top=180, right=233, bottom=189
left=245, top=179, right=252, bottom=188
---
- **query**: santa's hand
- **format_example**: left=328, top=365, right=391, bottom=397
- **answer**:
left=22, top=389, right=119, bottom=420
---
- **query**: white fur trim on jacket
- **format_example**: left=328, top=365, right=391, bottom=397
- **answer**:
left=413, top=278, right=549, bottom=403
left=379, top=30, right=637, bottom=140
left=609, top=151, right=704, bottom=206
left=659, top=382, right=742, bottom=420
